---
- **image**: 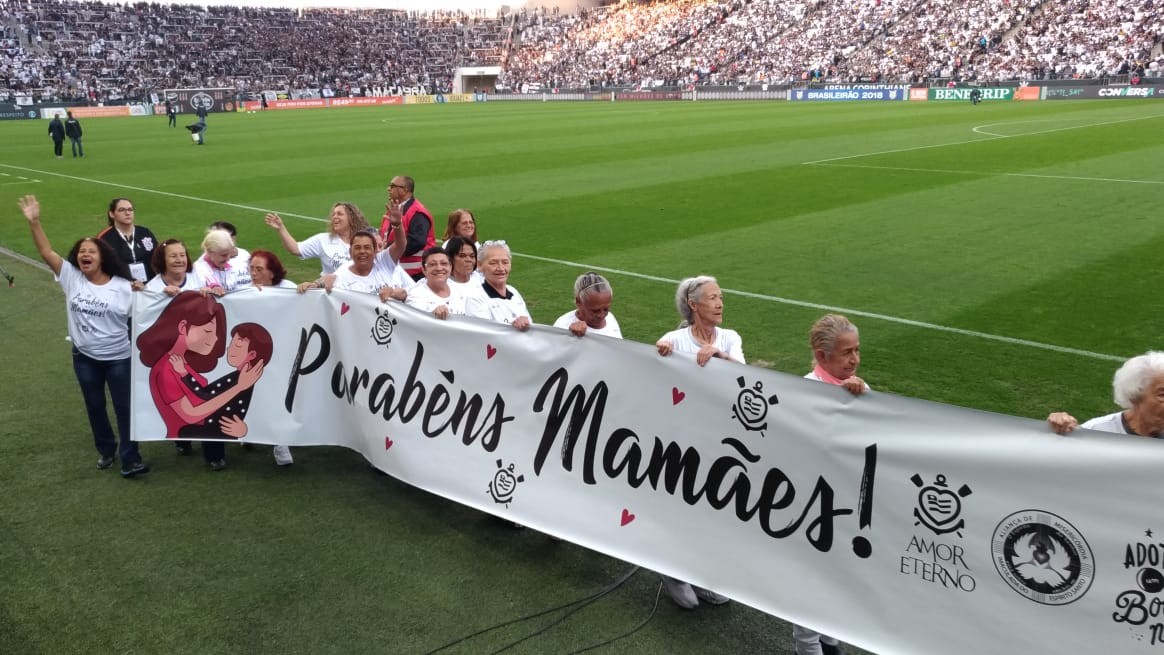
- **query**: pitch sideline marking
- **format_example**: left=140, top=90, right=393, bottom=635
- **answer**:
left=808, top=162, right=1164, bottom=186
left=0, top=163, right=1127, bottom=363
left=804, top=112, right=1164, bottom=165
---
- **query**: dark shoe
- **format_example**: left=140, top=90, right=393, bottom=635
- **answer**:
left=209, top=459, right=227, bottom=471
left=175, top=443, right=193, bottom=456
left=120, top=462, right=150, bottom=478
left=97, top=455, right=115, bottom=470
left=821, top=643, right=845, bottom=655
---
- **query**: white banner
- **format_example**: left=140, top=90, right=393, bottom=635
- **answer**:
left=131, top=289, right=1164, bottom=654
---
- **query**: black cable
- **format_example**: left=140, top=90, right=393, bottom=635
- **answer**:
left=566, top=580, right=663, bottom=654
left=422, top=565, right=641, bottom=655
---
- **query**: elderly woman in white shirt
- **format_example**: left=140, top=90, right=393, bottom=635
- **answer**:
left=553, top=271, right=621, bottom=338
left=654, top=275, right=741, bottom=610
left=145, top=238, right=205, bottom=296
left=465, top=240, right=531, bottom=331
left=298, top=228, right=410, bottom=302
left=1047, top=351, right=1164, bottom=439
left=443, top=236, right=485, bottom=290
left=406, top=246, right=467, bottom=319
left=192, top=228, right=244, bottom=294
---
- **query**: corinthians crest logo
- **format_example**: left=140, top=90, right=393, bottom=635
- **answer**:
left=911, top=474, right=972, bottom=537
left=992, top=510, right=1094, bottom=605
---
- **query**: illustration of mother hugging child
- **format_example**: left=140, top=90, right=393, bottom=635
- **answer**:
left=136, top=291, right=286, bottom=470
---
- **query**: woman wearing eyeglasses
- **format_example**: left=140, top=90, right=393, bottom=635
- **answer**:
left=441, top=208, right=479, bottom=247
left=654, top=274, right=742, bottom=609
left=465, top=240, right=531, bottom=331
left=406, top=247, right=467, bottom=319
left=97, top=197, right=158, bottom=282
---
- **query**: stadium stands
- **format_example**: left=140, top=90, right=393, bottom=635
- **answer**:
left=2, top=0, right=1160, bottom=102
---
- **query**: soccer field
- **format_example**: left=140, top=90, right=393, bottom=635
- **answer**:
left=1, top=99, right=1162, bottom=653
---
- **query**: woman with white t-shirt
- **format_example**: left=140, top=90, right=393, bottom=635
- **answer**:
left=247, top=249, right=297, bottom=290
left=1047, top=351, right=1164, bottom=439
left=464, top=240, right=531, bottom=331
left=654, top=275, right=741, bottom=610
left=264, top=202, right=371, bottom=276
left=145, top=238, right=205, bottom=296
left=553, top=271, right=621, bottom=338
left=192, top=228, right=243, bottom=294
left=17, top=194, right=150, bottom=478
left=443, top=236, right=484, bottom=289
left=297, top=228, right=411, bottom=302
left=406, top=247, right=466, bottom=319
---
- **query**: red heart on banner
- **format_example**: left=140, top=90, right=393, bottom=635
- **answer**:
left=486, top=344, right=497, bottom=359
left=671, top=387, right=685, bottom=405
left=620, top=509, right=635, bottom=526
left=340, top=302, right=350, bottom=315
left=384, top=437, right=394, bottom=450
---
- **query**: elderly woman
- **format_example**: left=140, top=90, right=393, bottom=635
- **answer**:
left=248, top=249, right=296, bottom=290
left=656, top=275, right=743, bottom=367
left=192, top=228, right=244, bottom=294
left=553, top=272, right=621, bottom=338
left=264, top=202, right=372, bottom=276
left=443, top=236, right=484, bottom=288
left=793, top=314, right=865, bottom=655
left=145, top=238, right=204, bottom=296
left=298, top=227, right=410, bottom=302
left=464, top=240, right=531, bottom=331
left=406, top=247, right=467, bottom=319
left=654, top=275, right=741, bottom=609
left=17, top=195, right=150, bottom=478
left=1048, top=351, right=1164, bottom=438
left=441, top=208, right=479, bottom=245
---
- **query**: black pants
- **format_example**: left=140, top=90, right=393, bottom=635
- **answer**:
left=53, top=140, right=63, bottom=156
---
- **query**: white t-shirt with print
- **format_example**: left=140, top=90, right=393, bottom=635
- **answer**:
left=657, top=326, right=745, bottom=364
left=406, top=282, right=468, bottom=316
left=298, top=232, right=351, bottom=276
left=56, top=261, right=133, bottom=360
left=552, top=310, right=623, bottom=339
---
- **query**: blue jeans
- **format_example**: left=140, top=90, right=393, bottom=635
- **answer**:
left=69, top=137, right=83, bottom=157
left=71, top=348, right=140, bottom=466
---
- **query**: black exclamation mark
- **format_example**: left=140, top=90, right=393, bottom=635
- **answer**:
left=852, top=444, right=876, bottom=558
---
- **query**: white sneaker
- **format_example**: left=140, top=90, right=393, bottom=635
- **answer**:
left=273, top=445, right=293, bottom=466
left=693, top=586, right=730, bottom=605
left=661, top=576, right=699, bottom=609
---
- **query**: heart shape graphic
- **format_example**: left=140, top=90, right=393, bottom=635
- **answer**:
left=486, top=344, right=497, bottom=360
left=671, top=387, right=685, bottom=405
left=340, top=302, right=350, bottom=315
left=918, top=488, right=960, bottom=528
left=620, top=509, right=636, bottom=526
left=384, top=437, right=394, bottom=450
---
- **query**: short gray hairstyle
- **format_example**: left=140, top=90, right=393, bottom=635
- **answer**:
left=574, top=271, right=612, bottom=300
left=1113, top=351, right=1164, bottom=409
left=675, top=275, right=717, bottom=328
left=201, top=228, right=234, bottom=254
left=479, top=239, right=510, bottom=261
left=809, top=314, right=859, bottom=363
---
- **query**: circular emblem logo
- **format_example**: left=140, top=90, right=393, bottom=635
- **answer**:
left=992, top=510, right=1093, bottom=605
left=190, top=93, right=214, bottom=111
left=371, top=308, right=397, bottom=346
left=733, top=383, right=769, bottom=429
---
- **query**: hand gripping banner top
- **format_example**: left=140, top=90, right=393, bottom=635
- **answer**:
left=131, top=288, right=1164, bottom=654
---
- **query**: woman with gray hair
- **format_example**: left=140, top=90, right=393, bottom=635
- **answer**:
left=654, top=275, right=741, bottom=609
left=465, top=240, right=531, bottom=331
left=191, top=228, right=240, bottom=294
left=553, top=271, right=621, bottom=338
left=806, top=313, right=868, bottom=396
left=1047, top=351, right=1164, bottom=438
left=656, top=275, right=743, bottom=366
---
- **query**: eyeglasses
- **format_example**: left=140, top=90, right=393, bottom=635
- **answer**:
left=116, top=207, right=135, bottom=213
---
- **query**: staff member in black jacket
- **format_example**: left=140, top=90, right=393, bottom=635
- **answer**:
left=65, top=111, right=84, bottom=158
left=98, top=198, right=159, bottom=281
left=48, top=113, right=65, bottom=158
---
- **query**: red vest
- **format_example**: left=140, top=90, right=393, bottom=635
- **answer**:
left=379, top=198, right=435, bottom=277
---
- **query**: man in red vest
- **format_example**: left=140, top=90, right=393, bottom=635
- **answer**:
left=379, top=175, right=435, bottom=281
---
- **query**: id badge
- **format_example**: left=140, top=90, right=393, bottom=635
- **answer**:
left=129, top=262, right=147, bottom=281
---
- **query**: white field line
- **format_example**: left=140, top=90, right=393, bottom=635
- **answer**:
left=804, top=112, right=1164, bottom=165
left=807, top=162, right=1164, bottom=185
left=0, top=163, right=1127, bottom=363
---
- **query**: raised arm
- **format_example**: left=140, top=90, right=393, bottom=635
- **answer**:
left=264, top=212, right=302, bottom=257
left=384, top=206, right=406, bottom=262
left=17, top=195, right=63, bottom=276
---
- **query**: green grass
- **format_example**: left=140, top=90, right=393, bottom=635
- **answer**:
left=2, top=98, right=1163, bottom=653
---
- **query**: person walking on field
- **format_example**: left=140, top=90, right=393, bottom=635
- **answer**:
left=48, top=113, right=65, bottom=158
left=65, top=111, right=83, bottom=158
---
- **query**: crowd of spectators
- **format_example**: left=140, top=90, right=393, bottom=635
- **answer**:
left=1, top=0, right=1161, bottom=103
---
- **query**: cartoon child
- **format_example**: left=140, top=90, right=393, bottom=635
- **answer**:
left=177, top=322, right=272, bottom=439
